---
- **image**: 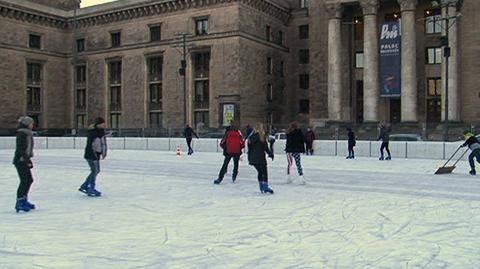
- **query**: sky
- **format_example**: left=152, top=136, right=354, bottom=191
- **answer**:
left=81, top=0, right=117, bottom=8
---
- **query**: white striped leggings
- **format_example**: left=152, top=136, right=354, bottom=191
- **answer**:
left=287, top=153, right=303, bottom=176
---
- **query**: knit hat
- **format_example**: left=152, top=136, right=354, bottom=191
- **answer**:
left=18, top=116, right=34, bottom=127
left=94, top=117, right=106, bottom=125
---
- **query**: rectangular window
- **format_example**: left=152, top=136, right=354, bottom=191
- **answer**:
left=27, top=63, right=42, bottom=83
left=109, top=60, right=122, bottom=84
left=278, top=30, right=284, bottom=45
left=194, top=52, right=210, bottom=78
left=280, top=61, right=284, bottom=78
left=76, top=114, right=86, bottom=129
left=108, top=60, right=122, bottom=117
left=267, top=57, right=272, bottom=75
left=425, top=9, right=442, bottom=34
left=194, top=111, right=209, bottom=128
left=300, top=0, right=309, bottom=8
left=426, top=47, right=442, bottom=64
left=111, top=32, right=121, bottom=47
left=29, top=34, right=41, bottom=49
left=110, top=86, right=121, bottom=112
left=267, top=83, right=273, bottom=102
left=149, top=112, right=163, bottom=128
left=76, top=89, right=86, bottom=110
left=299, top=74, right=309, bottom=89
left=110, top=113, right=121, bottom=129
left=299, top=25, right=309, bottom=39
left=26, top=87, right=41, bottom=112
left=427, top=77, right=442, bottom=96
left=266, top=25, right=271, bottom=41
left=148, top=56, right=163, bottom=111
left=299, top=99, right=310, bottom=114
left=75, top=65, right=86, bottom=84
left=195, top=18, right=209, bottom=35
left=150, top=25, right=162, bottom=42
left=194, top=80, right=209, bottom=109
left=299, top=49, right=309, bottom=64
left=355, top=52, right=364, bottom=68
left=76, top=38, right=85, bottom=52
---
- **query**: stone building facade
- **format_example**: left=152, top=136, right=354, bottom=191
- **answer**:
left=0, top=0, right=478, bottom=131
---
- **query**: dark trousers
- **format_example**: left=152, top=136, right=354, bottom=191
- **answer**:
left=305, top=142, right=313, bottom=155
left=186, top=138, right=193, bottom=154
left=15, top=162, right=34, bottom=199
left=469, top=149, right=480, bottom=171
left=380, top=142, right=391, bottom=157
left=253, top=164, right=268, bottom=183
left=82, top=159, right=100, bottom=189
left=269, top=141, right=275, bottom=155
left=218, top=155, right=240, bottom=180
left=348, top=143, right=355, bottom=157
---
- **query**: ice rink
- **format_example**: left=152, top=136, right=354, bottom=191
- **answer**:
left=1, top=149, right=479, bottom=269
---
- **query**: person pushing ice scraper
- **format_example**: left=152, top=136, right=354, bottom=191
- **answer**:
left=460, top=131, right=480, bottom=176
left=79, top=117, right=108, bottom=197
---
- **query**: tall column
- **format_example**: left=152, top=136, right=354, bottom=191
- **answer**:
left=441, top=6, right=459, bottom=122
left=326, top=3, right=343, bottom=121
left=361, top=0, right=380, bottom=122
left=398, top=0, right=418, bottom=122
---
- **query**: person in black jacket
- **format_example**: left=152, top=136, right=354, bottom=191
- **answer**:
left=285, top=122, right=306, bottom=184
left=184, top=125, right=199, bottom=155
left=347, top=128, right=356, bottom=159
left=378, top=124, right=391, bottom=160
left=461, top=131, right=480, bottom=175
left=79, top=117, right=108, bottom=197
left=13, top=116, right=36, bottom=213
left=248, top=123, right=274, bottom=194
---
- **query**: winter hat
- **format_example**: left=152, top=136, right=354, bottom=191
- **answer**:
left=18, top=116, right=34, bottom=127
left=94, top=117, right=106, bottom=125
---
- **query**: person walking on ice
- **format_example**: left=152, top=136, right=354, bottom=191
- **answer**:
left=378, top=124, right=391, bottom=161
left=285, top=122, right=306, bottom=184
left=461, top=131, right=480, bottom=176
left=79, top=117, right=108, bottom=197
left=304, top=127, right=315, bottom=156
left=248, top=123, right=274, bottom=194
left=184, top=124, right=199, bottom=155
left=214, top=123, right=245, bottom=184
left=13, top=116, right=36, bottom=213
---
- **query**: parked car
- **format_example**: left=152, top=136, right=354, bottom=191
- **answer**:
left=275, top=132, right=287, bottom=140
left=389, top=134, right=423, bottom=142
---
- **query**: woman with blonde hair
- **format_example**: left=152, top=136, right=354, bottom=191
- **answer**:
left=285, top=122, right=306, bottom=184
left=247, top=123, right=274, bottom=194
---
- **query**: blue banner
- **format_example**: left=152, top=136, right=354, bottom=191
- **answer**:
left=379, top=22, right=401, bottom=97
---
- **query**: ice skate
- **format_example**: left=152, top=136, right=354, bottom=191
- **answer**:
left=213, top=178, right=223, bottom=184
left=15, top=197, right=30, bottom=213
left=470, top=170, right=476, bottom=176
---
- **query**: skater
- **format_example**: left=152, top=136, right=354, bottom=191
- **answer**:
left=268, top=126, right=276, bottom=155
left=214, top=124, right=245, bottom=184
left=285, top=122, right=306, bottom=184
left=79, top=117, right=108, bottom=197
left=247, top=123, right=274, bottom=194
left=347, top=127, right=356, bottom=159
left=378, top=124, right=391, bottom=160
left=304, top=127, right=315, bottom=155
left=13, top=116, right=36, bottom=213
left=461, top=131, right=480, bottom=176
left=245, top=124, right=254, bottom=140
left=183, top=124, right=199, bottom=155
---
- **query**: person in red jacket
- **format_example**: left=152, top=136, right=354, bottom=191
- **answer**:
left=214, top=124, right=245, bottom=184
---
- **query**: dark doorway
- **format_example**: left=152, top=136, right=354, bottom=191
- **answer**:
left=427, top=98, right=441, bottom=123
left=390, top=99, right=401, bottom=123
left=356, top=80, right=364, bottom=123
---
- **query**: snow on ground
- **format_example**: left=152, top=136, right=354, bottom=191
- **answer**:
left=0, top=149, right=479, bottom=269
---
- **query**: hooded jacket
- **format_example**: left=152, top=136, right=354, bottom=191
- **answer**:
left=84, top=124, right=107, bottom=160
left=13, top=126, right=34, bottom=165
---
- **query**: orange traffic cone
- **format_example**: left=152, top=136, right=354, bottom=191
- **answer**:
left=176, top=146, right=182, bottom=156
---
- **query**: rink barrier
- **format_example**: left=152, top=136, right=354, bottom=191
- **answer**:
left=0, top=137, right=468, bottom=160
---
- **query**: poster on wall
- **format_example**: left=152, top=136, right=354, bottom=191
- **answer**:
left=222, top=104, right=235, bottom=126
left=379, top=21, right=401, bottom=97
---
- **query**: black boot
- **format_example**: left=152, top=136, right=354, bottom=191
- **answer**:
left=15, top=197, right=31, bottom=213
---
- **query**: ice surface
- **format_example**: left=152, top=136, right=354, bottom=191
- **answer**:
left=0, top=149, right=479, bottom=269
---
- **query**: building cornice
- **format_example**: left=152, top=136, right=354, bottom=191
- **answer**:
left=0, top=0, right=291, bottom=29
